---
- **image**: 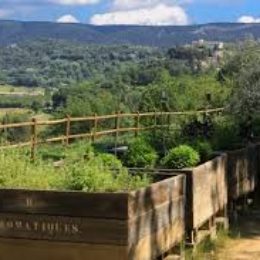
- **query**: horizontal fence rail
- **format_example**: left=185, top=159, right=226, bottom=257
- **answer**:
left=0, top=108, right=224, bottom=160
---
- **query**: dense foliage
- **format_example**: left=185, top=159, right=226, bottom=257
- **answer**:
left=123, top=138, right=158, bottom=168
left=0, top=21, right=259, bottom=47
left=161, top=145, right=200, bottom=169
left=191, top=140, right=213, bottom=162
left=0, top=40, right=161, bottom=88
left=0, top=148, right=151, bottom=192
left=219, top=41, right=260, bottom=140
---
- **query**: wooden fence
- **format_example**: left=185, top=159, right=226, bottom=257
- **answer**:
left=0, top=108, right=224, bottom=160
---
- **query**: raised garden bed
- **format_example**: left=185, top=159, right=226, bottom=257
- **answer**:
left=0, top=174, right=185, bottom=260
left=130, top=153, right=228, bottom=245
left=226, top=144, right=259, bottom=201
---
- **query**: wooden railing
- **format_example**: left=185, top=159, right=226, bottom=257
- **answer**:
left=0, top=108, right=224, bottom=160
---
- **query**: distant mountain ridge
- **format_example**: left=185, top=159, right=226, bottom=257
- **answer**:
left=0, top=20, right=259, bottom=47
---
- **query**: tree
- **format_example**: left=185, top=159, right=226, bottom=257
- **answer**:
left=226, top=42, right=260, bottom=119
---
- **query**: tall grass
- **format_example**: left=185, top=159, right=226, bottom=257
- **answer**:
left=0, top=148, right=152, bottom=192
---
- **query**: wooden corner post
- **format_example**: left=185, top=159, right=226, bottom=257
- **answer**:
left=92, top=113, right=98, bottom=143
left=30, top=118, right=37, bottom=161
left=65, top=115, right=71, bottom=146
left=114, top=111, right=120, bottom=155
left=135, top=112, right=140, bottom=138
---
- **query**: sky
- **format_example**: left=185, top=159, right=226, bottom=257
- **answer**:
left=0, top=0, right=259, bottom=26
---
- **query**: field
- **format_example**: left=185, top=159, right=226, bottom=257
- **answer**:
left=0, top=85, right=44, bottom=96
left=0, top=108, right=32, bottom=118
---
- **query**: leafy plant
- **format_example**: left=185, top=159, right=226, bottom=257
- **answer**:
left=38, top=141, right=95, bottom=162
left=0, top=149, right=151, bottom=192
left=38, top=145, right=66, bottom=161
left=62, top=157, right=151, bottom=192
left=65, top=141, right=95, bottom=161
left=123, top=138, right=158, bottom=168
left=211, top=116, right=241, bottom=151
left=96, top=153, right=123, bottom=169
left=161, top=145, right=200, bottom=169
left=191, top=139, right=213, bottom=162
left=0, top=149, right=63, bottom=190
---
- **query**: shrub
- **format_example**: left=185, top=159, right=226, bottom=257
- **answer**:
left=63, top=159, right=115, bottom=191
left=161, top=145, right=200, bottom=169
left=123, top=138, right=158, bottom=168
left=65, top=141, right=95, bottom=161
left=38, top=145, right=66, bottom=161
left=145, top=128, right=185, bottom=157
left=62, top=157, right=151, bottom=192
left=191, top=140, right=213, bottom=162
left=96, top=153, right=123, bottom=169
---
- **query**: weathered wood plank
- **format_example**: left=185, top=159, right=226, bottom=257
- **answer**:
left=0, top=175, right=186, bottom=259
left=227, top=145, right=258, bottom=200
left=0, top=190, right=129, bottom=219
left=192, top=154, right=227, bottom=229
left=128, top=199, right=185, bottom=245
left=0, top=238, right=128, bottom=260
left=128, top=175, right=185, bottom=218
left=152, top=155, right=227, bottom=231
left=0, top=199, right=185, bottom=246
left=129, top=219, right=184, bottom=260
left=0, top=213, right=128, bottom=245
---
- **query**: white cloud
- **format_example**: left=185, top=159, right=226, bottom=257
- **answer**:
left=113, top=0, right=161, bottom=10
left=50, top=0, right=99, bottom=5
left=238, top=16, right=260, bottom=24
left=112, top=0, right=193, bottom=10
left=90, top=4, right=189, bottom=26
left=57, top=14, right=79, bottom=23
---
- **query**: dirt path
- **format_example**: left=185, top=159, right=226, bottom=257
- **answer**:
left=217, top=207, right=260, bottom=260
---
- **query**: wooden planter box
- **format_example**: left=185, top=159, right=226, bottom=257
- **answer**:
left=227, top=144, right=259, bottom=201
left=0, top=174, right=185, bottom=260
left=132, top=154, right=228, bottom=243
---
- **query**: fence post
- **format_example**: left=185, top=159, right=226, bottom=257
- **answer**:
left=3, top=117, right=7, bottom=145
left=135, top=111, right=140, bottom=138
left=153, top=111, right=157, bottom=135
left=114, top=111, right=120, bottom=155
left=65, top=115, right=71, bottom=146
left=30, top=118, right=37, bottom=161
left=167, top=113, right=171, bottom=132
left=92, top=113, right=98, bottom=143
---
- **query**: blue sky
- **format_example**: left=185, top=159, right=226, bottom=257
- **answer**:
left=0, top=0, right=259, bottom=25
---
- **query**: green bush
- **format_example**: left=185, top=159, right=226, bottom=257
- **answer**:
left=145, top=127, right=185, bottom=157
left=161, top=145, right=200, bottom=169
left=191, top=140, right=213, bottom=162
left=123, top=138, right=158, bottom=168
left=38, top=145, right=66, bottom=161
left=65, top=141, right=95, bottom=161
left=96, top=153, right=123, bottom=169
left=62, top=157, right=151, bottom=192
